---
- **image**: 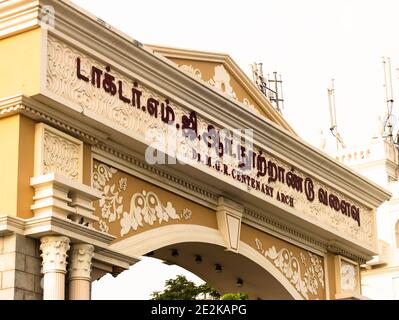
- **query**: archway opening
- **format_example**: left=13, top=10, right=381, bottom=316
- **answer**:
left=150, top=242, right=294, bottom=300
left=92, top=241, right=295, bottom=300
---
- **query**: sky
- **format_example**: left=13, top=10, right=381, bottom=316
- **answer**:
left=68, top=0, right=399, bottom=299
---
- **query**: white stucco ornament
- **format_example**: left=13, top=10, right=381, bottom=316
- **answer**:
left=93, top=163, right=193, bottom=237
left=340, top=261, right=357, bottom=292
left=68, top=244, right=95, bottom=280
left=40, top=236, right=71, bottom=273
left=208, top=64, right=237, bottom=99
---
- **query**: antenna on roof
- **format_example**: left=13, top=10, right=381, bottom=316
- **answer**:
left=327, top=79, right=345, bottom=150
left=382, top=57, right=394, bottom=142
left=251, top=63, right=284, bottom=114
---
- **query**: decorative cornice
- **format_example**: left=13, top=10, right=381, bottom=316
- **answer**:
left=94, top=143, right=220, bottom=203
left=0, top=0, right=40, bottom=39
left=23, top=104, right=98, bottom=144
left=93, top=249, right=139, bottom=269
left=0, top=211, right=136, bottom=273
left=24, top=214, right=116, bottom=248
left=327, top=243, right=368, bottom=265
left=0, top=214, right=25, bottom=235
left=0, top=94, right=101, bottom=144
left=244, top=208, right=371, bottom=263
left=243, top=208, right=327, bottom=253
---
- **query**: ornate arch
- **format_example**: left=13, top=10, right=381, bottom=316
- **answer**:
left=110, top=224, right=303, bottom=300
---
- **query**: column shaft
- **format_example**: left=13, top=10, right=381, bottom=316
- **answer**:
left=69, top=279, right=91, bottom=300
left=43, top=272, right=66, bottom=300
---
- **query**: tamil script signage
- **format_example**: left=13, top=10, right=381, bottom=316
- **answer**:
left=45, top=35, right=375, bottom=249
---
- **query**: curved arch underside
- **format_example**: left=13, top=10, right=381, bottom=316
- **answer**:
left=110, top=225, right=303, bottom=300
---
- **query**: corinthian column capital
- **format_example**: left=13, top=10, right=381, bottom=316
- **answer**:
left=40, top=236, right=70, bottom=274
left=68, top=243, right=95, bottom=280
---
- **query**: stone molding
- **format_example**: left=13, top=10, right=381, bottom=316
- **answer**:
left=30, top=173, right=101, bottom=229
left=0, top=0, right=41, bottom=40
left=0, top=95, right=102, bottom=144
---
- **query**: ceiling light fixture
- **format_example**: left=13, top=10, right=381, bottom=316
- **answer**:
left=195, top=255, right=202, bottom=264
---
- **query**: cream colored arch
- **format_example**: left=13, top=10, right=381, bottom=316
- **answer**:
left=110, top=224, right=303, bottom=300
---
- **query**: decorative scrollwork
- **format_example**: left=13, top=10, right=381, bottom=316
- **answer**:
left=42, top=130, right=80, bottom=180
left=243, top=98, right=258, bottom=113
left=301, top=252, right=325, bottom=294
left=255, top=238, right=324, bottom=299
left=93, top=163, right=126, bottom=224
left=340, top=261, right=357, bottom=292
left=93, top=163, right=117, bottom=190
left=120, top=190, right=181, bottom=236
left=93, top=162, right=193, bottom=236
left=208, top=64, right=237, bottom=99
left=179, top=64, right=202, bottom=80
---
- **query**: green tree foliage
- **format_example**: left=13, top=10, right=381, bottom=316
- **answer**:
left=151, top=275, right=220, bottom=300
left=220, top=292, right=249, bottom=300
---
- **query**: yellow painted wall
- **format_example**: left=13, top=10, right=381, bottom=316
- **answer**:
left=0, top=115, right=21, bottom=216
left=0, top=28, right=41, bottom=98
left=326, top=253, right=337, bottom=299
left=83, top=143, right=92, bottom=186
left=0, top=115, right=37, bottom=218
left=17, top=115, right=36, bottom=218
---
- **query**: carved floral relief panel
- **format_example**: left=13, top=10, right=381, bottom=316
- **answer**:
left=241, top=223, right=326, bottom=300
left=34, top=123, right=83, bottom=181
left=92, top=159, right=217, bottom=240
left=334, top=255, right=360, bottom=297
left=340, top=260, right=358, bottom=292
